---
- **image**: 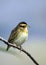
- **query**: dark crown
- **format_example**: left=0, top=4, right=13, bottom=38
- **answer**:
left=19, top=21, right=27, bottom=25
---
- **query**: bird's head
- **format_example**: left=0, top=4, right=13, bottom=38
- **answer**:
left=17, top=21, right=31, bottom=32
left=18, top=22, right=28, bottom=30
left=17, top=22, right=28, bottom=31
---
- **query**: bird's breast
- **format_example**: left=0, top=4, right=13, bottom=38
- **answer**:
left=14, top=31, right=28, bottom=46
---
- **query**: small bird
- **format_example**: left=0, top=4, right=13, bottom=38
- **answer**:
left=6, top=22, right=28, bottom=51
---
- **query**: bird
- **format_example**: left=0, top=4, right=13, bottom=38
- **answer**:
left=6, top=22, right=28, bottom=51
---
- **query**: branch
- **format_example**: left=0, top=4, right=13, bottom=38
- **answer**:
left=0, top=36, right=39, bottom=65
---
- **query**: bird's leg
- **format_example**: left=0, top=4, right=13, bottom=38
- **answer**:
left=20, top=45, right=23, bottom=52
left=16, top=45, right=18, bottom=47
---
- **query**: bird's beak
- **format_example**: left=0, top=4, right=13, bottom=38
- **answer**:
left=27, top=24, right=31, bottom=28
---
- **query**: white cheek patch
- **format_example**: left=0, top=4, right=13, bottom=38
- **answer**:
left=25, top=27, right=27, bottom=30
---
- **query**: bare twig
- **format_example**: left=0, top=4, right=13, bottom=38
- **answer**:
left=0, top=36, right=39, bottom=65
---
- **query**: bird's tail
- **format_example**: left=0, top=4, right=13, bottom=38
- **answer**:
left=6, top=45, right=10, bottom=51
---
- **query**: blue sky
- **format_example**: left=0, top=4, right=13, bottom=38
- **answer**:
left=0, top=0, right=46, bottom=40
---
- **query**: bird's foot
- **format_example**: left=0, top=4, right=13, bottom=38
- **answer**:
left=20, top=46, right=23, bottom=52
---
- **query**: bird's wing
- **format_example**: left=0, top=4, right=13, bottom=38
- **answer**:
left=8, top=26, right=18, bottom=43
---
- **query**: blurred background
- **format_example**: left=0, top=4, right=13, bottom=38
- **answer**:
left=0, top=0, right=46, bottom=65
